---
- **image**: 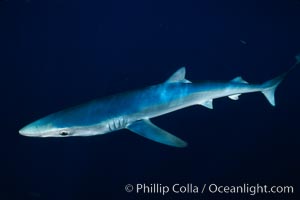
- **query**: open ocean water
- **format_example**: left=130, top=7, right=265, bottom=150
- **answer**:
left=1, top=0, right=300, bottom=199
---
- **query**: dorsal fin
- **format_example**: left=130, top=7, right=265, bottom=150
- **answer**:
left=166, top=67, right=192, bottom=83
left=231, top=76, right=248, bottom=84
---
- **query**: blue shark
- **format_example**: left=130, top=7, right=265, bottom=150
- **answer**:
left=19, top=57, right=300, bottom=147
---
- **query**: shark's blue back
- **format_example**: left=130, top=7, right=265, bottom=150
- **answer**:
left=46, top=82, right=190, bottom=128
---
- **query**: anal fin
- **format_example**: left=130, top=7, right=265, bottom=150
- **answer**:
left=127, top=119, right=187, bottom=148
left=228, top=94, right=241, bottom=100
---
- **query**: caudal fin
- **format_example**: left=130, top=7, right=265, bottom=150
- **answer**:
left=262, top=53, right=300, bottom=106
left=261, top=74, right=285, bottom=106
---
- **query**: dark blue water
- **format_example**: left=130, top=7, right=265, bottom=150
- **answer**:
left=1, top=0, right=300, bottom=199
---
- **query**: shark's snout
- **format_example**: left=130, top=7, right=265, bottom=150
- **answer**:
left=19, top=117, right=60, bottom=137
left=19, top=125, right=38, bottom=137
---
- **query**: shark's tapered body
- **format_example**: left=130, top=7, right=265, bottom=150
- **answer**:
left=19, top=58, right=299, bottom=147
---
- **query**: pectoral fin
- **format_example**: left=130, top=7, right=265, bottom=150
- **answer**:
left=127, top=119, right=187, bottom=148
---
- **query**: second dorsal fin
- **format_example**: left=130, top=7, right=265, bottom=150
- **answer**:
left=231, top=76, right=248, bottom=84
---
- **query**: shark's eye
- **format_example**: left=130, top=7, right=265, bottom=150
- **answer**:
left=59, top=131, right=69, bottom=136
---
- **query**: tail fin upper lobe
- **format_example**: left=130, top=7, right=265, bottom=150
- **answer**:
left=262, top=54, right=300, bottom=106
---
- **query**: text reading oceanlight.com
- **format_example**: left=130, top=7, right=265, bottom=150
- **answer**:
left=124, top=183, right=294, bottom=196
